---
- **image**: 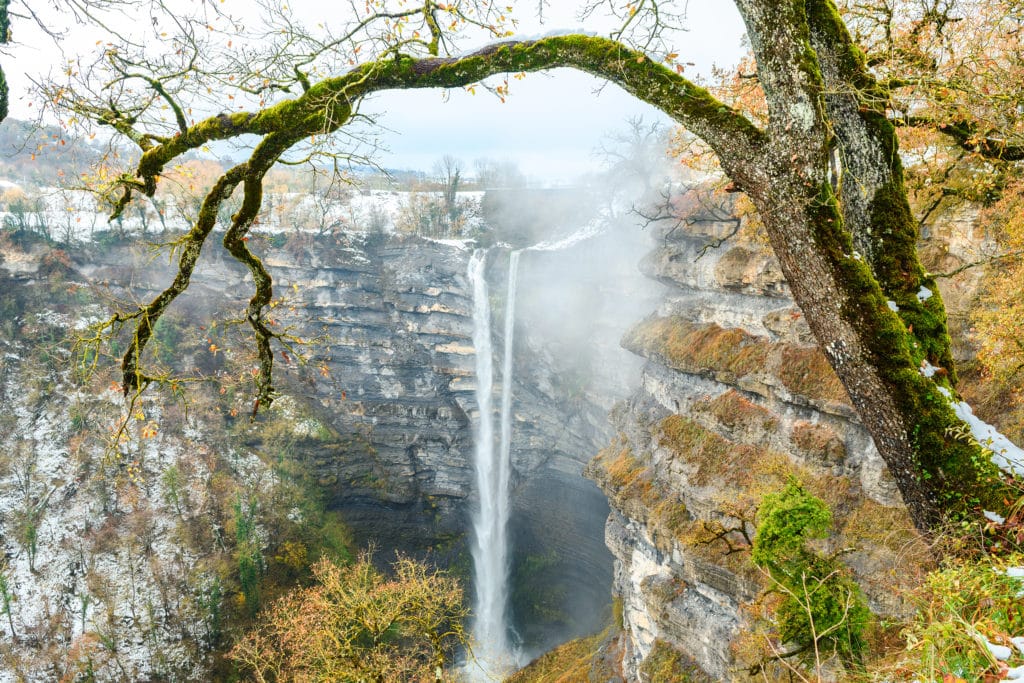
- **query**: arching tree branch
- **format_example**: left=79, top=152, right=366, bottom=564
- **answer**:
left=71, top=8, right=1016, bottom=538
left=108, top=34, right=763, bottom=414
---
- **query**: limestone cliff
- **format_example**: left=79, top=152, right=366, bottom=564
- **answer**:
left=0, top=230, right=614, bottom=679
left=585, top=201, right=936, bottom=680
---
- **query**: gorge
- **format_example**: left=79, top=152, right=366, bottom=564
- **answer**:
left=0, top=189, right=636, bottom=680
left=0, top=177, right=1011, bottom=681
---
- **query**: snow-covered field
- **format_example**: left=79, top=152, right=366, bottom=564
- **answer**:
left=0, top=182, right=485, bottom=244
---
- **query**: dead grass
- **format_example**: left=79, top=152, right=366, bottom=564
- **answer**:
left=625, top=317, right=771, bottom=379
left=791, top=420, right=847, bottom=464
left=778, top=345, right=849, bottom=404
left=698, top=389, right=779, bottom=434
left=506, top=614, right=623, bottom=683
left=627, top=317, right=852, bottom=409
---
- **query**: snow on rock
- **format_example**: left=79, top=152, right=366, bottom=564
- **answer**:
left=423, top=237, right=474, bottom=251
left=526, top=216, right=605, bottom=252
left=917, top=285, right=934, bottom=301
left=987, top=638, right=1014, bottom=661
left=948, top=399, right=1024, bottom=475
left=1002, top=665, right=1024, bottom=682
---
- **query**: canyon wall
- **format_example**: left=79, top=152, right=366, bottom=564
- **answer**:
left=583, top=198, right=982, bottom=679
left=0, top=230, right=614, bottom=679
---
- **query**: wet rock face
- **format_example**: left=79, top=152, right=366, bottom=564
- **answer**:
left=2, top=231, right=615, bottom=667
left=259, top=236, right=617, bottom=615
left=78, top=233, right=612, bottom=558
left=588, top=205, right=926, bottom=680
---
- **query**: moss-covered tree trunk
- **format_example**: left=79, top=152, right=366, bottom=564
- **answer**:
left=725, top=0, right=1009, bottom=533
left=89, top=0, right=1011, bottom=538
left=0, top=0, right=9, bottom=123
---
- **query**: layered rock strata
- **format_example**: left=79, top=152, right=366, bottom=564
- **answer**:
left=586, top=205, right=928, bottom=680
left=0, top=230, right=615, bottom=678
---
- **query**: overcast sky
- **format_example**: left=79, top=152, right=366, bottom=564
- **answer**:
left=3, top=1, right=746, bottom=182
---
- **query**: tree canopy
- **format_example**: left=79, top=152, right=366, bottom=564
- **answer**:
left=7, top=0, right=1024, bottom=538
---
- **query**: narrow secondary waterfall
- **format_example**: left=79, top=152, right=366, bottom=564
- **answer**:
left=468, top=248, right=515, bottom=676
left=497, top=250, right=521, bottom=581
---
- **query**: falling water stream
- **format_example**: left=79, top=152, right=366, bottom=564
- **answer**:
left=468, top=248, right=513, bottom=678
left=466, top=223, right=602, bottom=679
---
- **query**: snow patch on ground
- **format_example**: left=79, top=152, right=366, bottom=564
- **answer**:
left=986, top=510, right=1007, bottom=524
left=423, top=237, right=474, bottom=251
left=0, top=187, right=486, bottom=244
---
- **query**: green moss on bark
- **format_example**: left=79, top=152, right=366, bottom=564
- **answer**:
left=0, top=0, right=8, bottom=124
left=805, top=180, right=1007, bottom=521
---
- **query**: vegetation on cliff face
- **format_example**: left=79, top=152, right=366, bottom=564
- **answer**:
left=751, top=481, right=870, bottom=674
left=0, top=241, right=485, bottom=679
left=639, top=639, right=712, bottom=683
left=506, top=599, right=626, bottom=683
left=229, top=553, right=468, bottom=683
left=625, top=316, right=850, bottom=407
left=899, top=552, right=1024, bottom=681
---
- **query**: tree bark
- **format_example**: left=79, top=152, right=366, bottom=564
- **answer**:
left=0, top=0, right=9, bottom=124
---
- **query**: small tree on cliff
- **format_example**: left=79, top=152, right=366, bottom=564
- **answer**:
left=229, top=552, right=468, bottom=682
left=37, top=0, right=1024, bottom=537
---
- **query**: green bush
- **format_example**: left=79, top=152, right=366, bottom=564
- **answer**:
left=752, top=480, right=870, bottom=669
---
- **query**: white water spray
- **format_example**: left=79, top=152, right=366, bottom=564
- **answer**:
left=467, top=249, right=515, bottom=677
left=465, top=225, right=599, bottom=678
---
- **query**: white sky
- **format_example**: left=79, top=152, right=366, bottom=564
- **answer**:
left=3, top=1, right=746, bottom=182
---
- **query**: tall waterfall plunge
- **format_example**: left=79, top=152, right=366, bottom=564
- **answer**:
left=467, top=248, right=521, bottom=678
left=465, top=223, right=605, bottom=678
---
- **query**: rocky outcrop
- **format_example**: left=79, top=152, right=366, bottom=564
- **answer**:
left=586, top=204, right=928, bottom=680
left=0, top=229, right=615, bottom=678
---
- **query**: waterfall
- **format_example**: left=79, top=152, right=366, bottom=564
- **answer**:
left=467, top=248, right=513, bottom=675
left=465, top=235, right=589, bottom=678
left=497, top=251, right=521, bottom=600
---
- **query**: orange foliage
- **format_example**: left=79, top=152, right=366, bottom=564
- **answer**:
left=973, top=180, right=1024, bottom=387
left=229, top=553, right=468, bottom=682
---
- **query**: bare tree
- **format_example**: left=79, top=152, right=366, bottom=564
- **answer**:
left=435, top=154, right=463, bottom=234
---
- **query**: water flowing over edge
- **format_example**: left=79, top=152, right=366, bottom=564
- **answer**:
left=464, top=235, right=587, bottom=679
left=467, top=249, right=515, bottom=679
